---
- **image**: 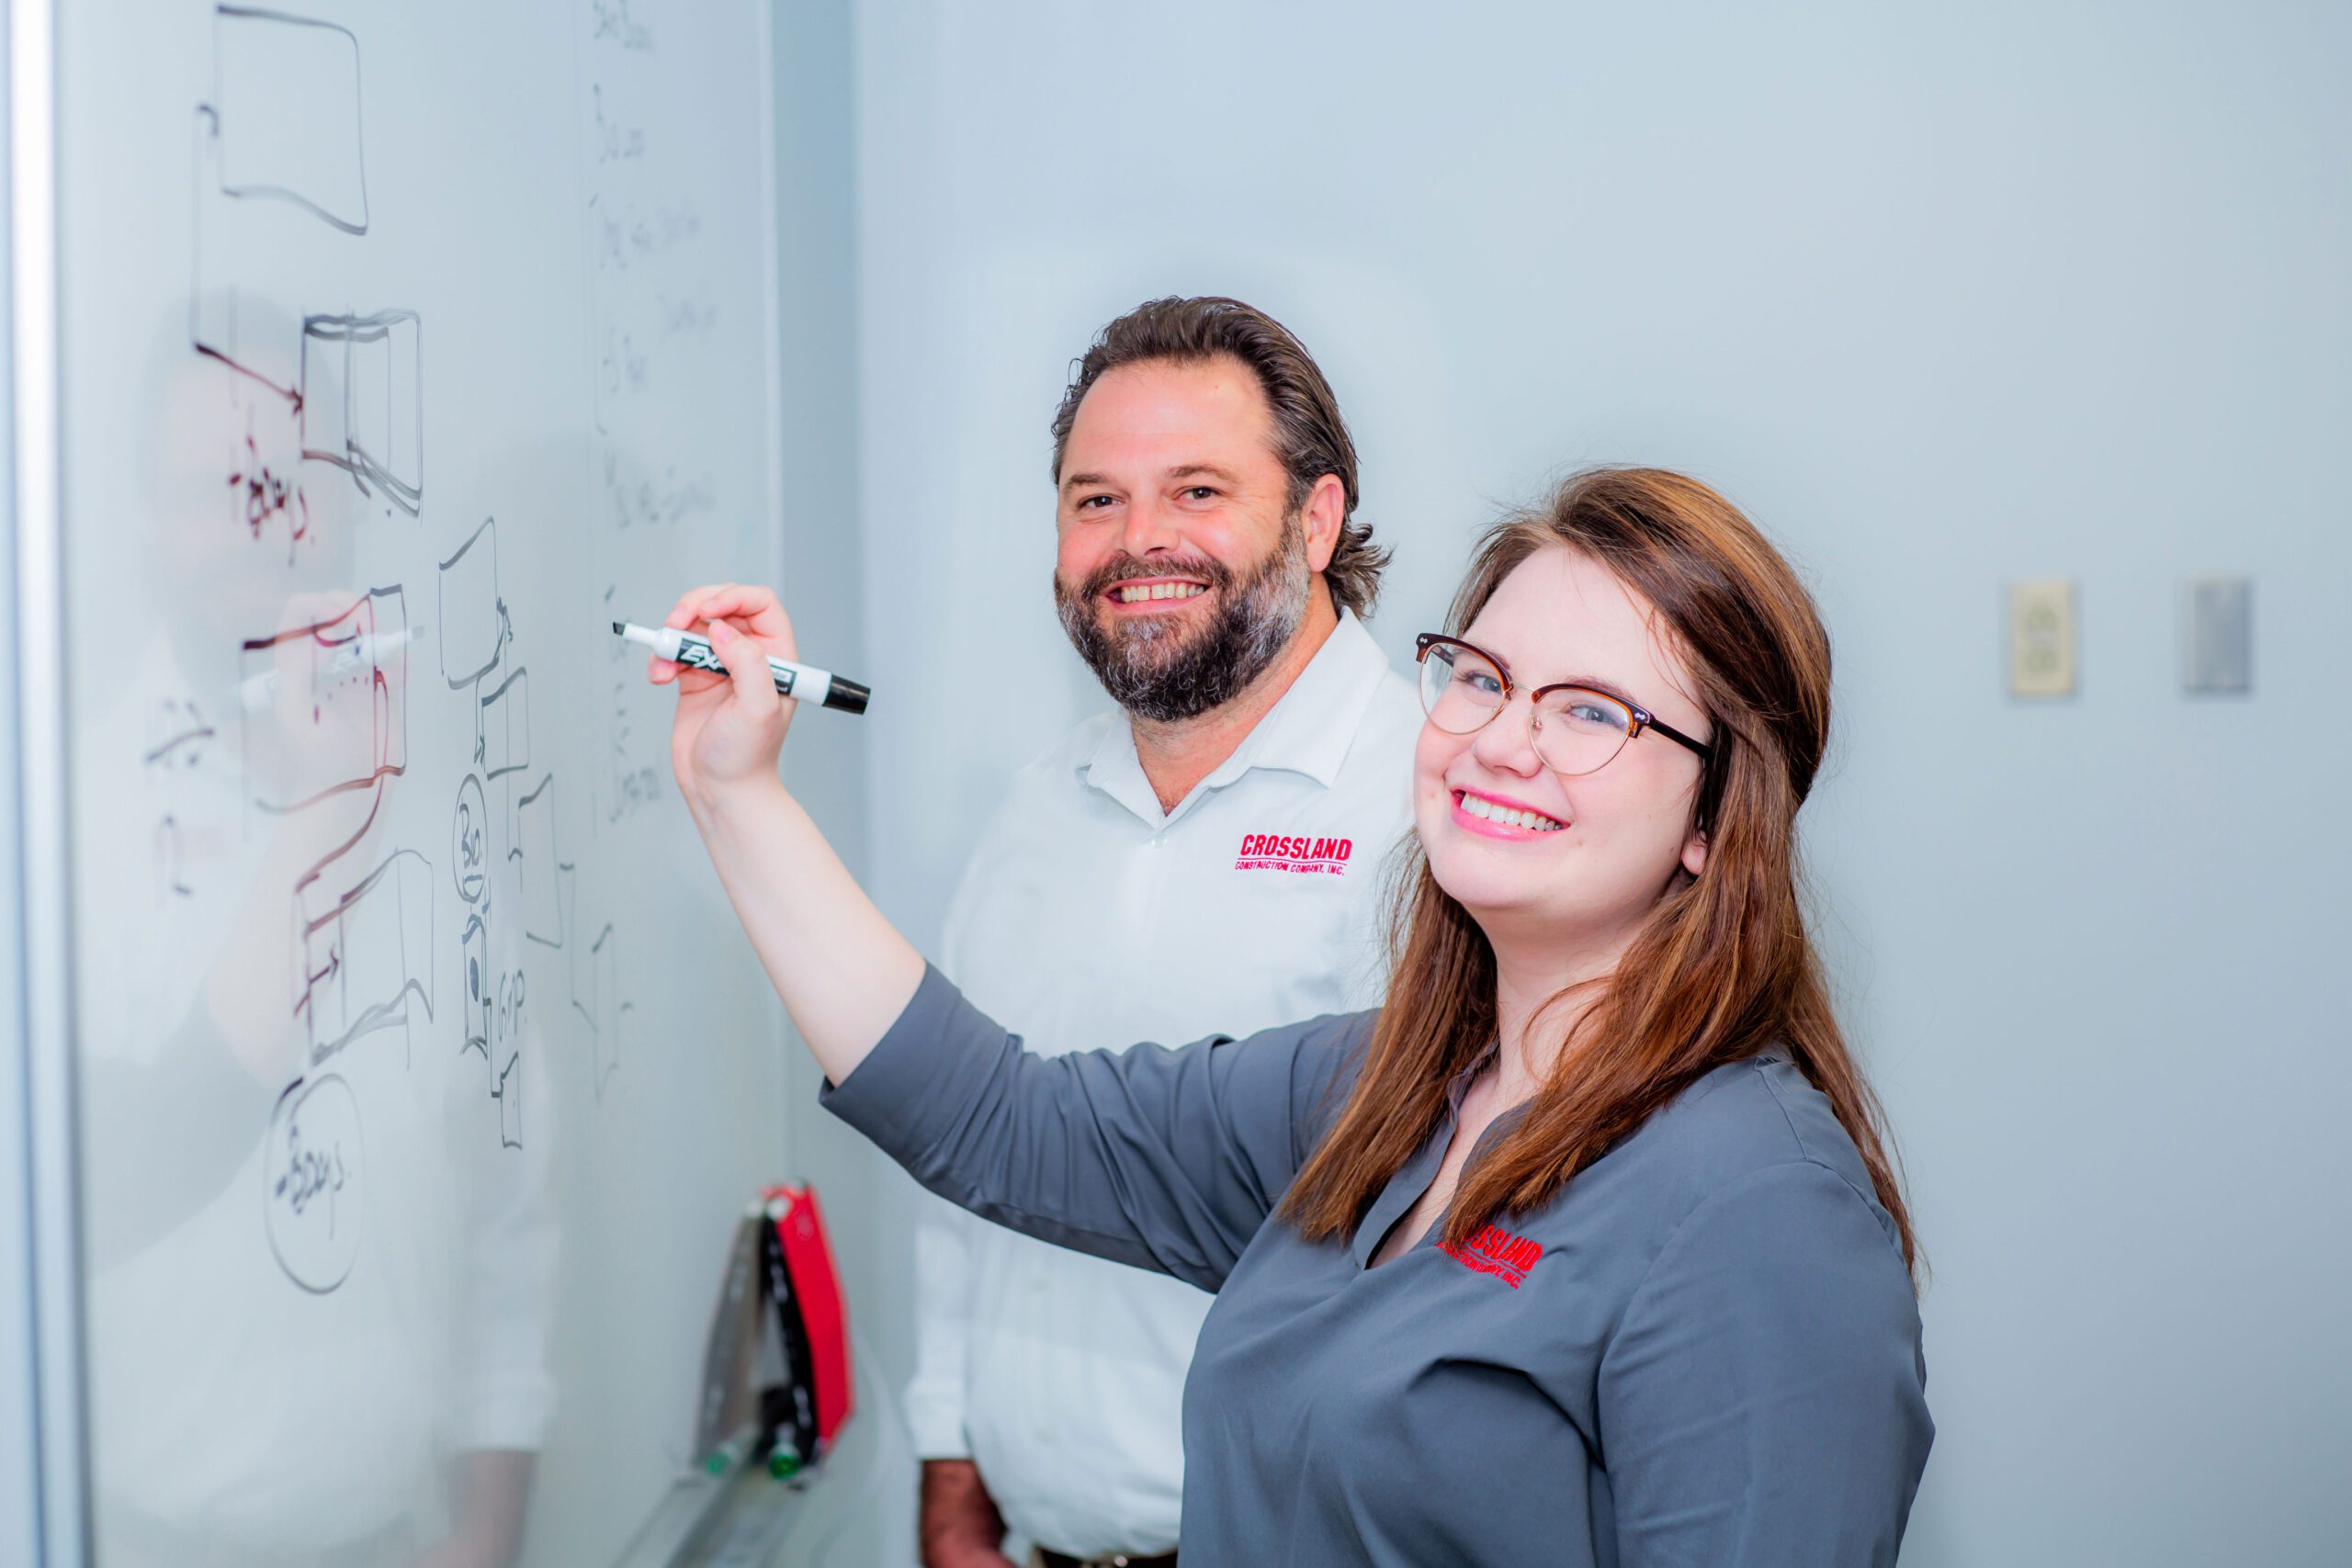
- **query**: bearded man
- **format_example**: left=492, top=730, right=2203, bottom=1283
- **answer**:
left=909, top=297, right=1421, bottom=1568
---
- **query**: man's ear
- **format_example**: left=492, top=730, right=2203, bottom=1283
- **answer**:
left=1302, top=473, right=1347, bottom=574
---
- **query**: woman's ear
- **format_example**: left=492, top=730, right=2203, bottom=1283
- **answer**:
left=1679, top=822, right=1708, bottom=879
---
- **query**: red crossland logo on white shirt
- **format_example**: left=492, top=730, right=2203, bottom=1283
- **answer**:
left=1235, top=833, right=1353, bottom=875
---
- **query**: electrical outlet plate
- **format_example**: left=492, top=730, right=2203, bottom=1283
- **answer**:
left=2008, top=578, right=2077, bottom=698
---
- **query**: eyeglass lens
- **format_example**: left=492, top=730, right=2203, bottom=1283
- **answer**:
left=1419, top=640, right=1634, bottom=776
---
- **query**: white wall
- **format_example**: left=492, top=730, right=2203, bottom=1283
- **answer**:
left=773, top=4, right=922, bottom=1566
left=850, top=2, right=2352, bottom=1562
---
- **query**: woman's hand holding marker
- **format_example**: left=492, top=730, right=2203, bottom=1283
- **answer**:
left=655, top=582, right=801, bottom=814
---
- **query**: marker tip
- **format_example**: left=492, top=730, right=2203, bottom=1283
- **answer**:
left=611, top=621, right=626, bottom=635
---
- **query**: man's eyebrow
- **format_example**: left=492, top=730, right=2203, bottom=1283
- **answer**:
left=1061, top=464, right=1245, bottom=494
left=1166, top=463, right=1244, bottom=487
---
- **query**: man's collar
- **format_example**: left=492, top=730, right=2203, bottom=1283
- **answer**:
left=1079, top=608, right=1396, bottom=818
left=1203, top=608, right=1391, bottom=789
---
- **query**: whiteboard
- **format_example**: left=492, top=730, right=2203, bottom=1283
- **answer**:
left=46, top=2, right=805, bottom=1562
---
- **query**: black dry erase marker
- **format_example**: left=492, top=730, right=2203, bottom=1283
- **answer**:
left=614, top=621, right=870, bottom=715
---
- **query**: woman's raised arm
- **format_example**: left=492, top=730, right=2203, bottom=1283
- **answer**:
left=654, top=582, right=924, bottom=1084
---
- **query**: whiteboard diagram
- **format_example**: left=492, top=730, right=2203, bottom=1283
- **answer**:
left=51, top=2, right=794, bottom=1563
left=189, top=4, right=423, bottom=555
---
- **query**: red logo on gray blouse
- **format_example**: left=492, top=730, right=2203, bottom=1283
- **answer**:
left=1235, top=833, right=1352, bottom=875
left=1441, top=1224, right=1543, bottom=1288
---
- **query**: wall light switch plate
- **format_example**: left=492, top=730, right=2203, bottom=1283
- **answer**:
left=2181, top=576, right=2252, bottom=694
left=2008, top=578, right=2077, bottom=698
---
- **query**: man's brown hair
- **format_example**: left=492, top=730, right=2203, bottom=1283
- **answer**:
left=1049, top=296, right=1389, bottom=618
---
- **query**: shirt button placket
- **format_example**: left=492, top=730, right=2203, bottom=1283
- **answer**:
left=1121, top=829, right=1172, bottom=964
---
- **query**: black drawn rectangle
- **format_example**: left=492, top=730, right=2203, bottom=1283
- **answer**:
left=300, top=321, right=349, bottom=468
left=515, top=776, right=563, bottom=948
left=301, top=310, right=423, bottom=513
left=481, top=669, right=530, bottom=780
left=496, top=1055, right=524, bottom=1149
left=212, top=6, right=369, bottom=234
left=437, top=518, right=507, bottom=690
left=350, top=310, right=420, bottom=497
left=298, top=848, right=433, bottom=1061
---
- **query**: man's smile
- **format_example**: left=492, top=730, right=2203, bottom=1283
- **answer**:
left=1103, top=576, right=1213, bottom=613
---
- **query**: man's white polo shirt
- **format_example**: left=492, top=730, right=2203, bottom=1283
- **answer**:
left=908, top=608, right=1421, bottom=1558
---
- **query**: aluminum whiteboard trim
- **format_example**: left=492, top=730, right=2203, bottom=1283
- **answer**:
left=0, top=0, right=37, bottom=1561
left=8, top=0, right=91, bottom=1561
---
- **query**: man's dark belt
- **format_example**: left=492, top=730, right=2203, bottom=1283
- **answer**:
left=1035, top=1551, right=1177, bottom=1568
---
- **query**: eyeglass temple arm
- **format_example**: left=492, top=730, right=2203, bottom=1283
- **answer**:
left=1637, top=712, right=1713, bottom=761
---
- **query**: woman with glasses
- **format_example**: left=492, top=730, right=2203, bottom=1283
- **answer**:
left=656, top=467, right=1931, bottom=1567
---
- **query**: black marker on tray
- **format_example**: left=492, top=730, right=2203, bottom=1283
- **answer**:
left=614, top=620, right=871, bottom=716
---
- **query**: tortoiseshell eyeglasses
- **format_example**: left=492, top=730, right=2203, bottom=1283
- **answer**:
left=1414, top=632, right=1715, bottom=778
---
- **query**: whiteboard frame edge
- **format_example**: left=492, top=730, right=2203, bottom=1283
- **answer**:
left=8, top=0, right=92, bottom=1561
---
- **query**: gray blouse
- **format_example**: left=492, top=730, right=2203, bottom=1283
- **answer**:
left=822, top=965, right=1931, bottom=1566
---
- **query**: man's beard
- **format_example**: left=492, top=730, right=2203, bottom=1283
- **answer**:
left=1054, top=513, right=1313, bottom=724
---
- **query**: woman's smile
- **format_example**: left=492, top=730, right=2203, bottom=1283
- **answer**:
left=1448, top=785, right=1567, bottom=839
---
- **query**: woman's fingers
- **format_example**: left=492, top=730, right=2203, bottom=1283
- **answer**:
left=650, top=584, right=798, bottom=689
left=662, top=584, right=724, bottom=629
left=666, top=582, right=744, bottom=626
left=661, top=582, right=788, bottom=632
left=680, top=584, right=794, bottom=649
left=707, top=617, right=784, bottom=717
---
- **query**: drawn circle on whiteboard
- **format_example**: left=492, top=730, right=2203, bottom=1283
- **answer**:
left=453, top=774, right=488, bottom=903
left=263, top=1073, right=366, bottom=1294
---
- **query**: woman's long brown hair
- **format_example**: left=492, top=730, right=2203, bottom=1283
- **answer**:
left=1280, top=468, right=1918, bottom=1276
